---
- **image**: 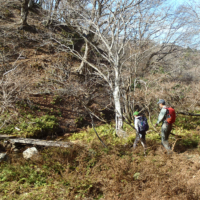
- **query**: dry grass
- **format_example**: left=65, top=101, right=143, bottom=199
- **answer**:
left=0, top=138, right=200, bottom=200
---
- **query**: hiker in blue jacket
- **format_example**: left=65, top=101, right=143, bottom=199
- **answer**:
left=133, top=111, right=148, bottom=155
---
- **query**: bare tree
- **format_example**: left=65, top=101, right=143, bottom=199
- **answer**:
left=177, top=0, right=200, bottom=49
left=50, top=0, right=192, bottom=135
left=52, top=0, right=146, bottom=134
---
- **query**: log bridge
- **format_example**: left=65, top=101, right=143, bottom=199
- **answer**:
left=0, top=135, right=73, bottom=148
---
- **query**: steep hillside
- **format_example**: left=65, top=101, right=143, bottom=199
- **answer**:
left=0, top=1, right=113, bottom=137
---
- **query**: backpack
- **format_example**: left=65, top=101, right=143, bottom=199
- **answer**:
left=138, top=116, right=149, bottom=132
left=164, top=107, right=176, bottom=124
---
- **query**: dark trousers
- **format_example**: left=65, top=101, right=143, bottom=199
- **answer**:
left=133, top=131, right=146, bottom=150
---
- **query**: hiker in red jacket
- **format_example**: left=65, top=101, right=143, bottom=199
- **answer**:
left=155, top=99, right=176, bottom=152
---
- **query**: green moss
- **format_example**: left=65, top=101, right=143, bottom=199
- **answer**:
left=0, top=114, right=59, bottom=138
left=69, top=124, right=136, bottom=146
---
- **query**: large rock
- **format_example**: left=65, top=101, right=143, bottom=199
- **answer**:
left=23, top=147, right=39, bottom=159
left=0, top=153, right=8, bottom=162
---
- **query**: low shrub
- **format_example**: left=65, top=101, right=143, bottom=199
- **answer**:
left=0, top=114, right=59, bottom=138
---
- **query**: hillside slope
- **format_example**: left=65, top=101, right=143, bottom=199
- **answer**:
left=0, top=2, right=200, bottom=200
left=0, top=1, right=113, bottom=137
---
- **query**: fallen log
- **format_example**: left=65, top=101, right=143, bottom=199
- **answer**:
left=0, top=135, right=17, bottom=139
left=8, top=138, right=73, bottom=148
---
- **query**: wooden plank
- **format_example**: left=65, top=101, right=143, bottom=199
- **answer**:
left=9, top=138, right=73, bottom=148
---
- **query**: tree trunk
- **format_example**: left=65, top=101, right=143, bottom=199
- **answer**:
left=21, top=0, right=29, bottom=26
left=46, top=0, right=54, bottom=25
left=8, top=138, right=72, bottom=148
left=78, top=41, right=89, bottom=74
left=113, top=69, right=123, bottom=132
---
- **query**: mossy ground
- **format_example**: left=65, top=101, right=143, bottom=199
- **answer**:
left=0, top=113, right=59, bottom=138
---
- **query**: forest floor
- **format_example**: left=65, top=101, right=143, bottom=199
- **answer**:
left=0, top=118, right=200, bottom=200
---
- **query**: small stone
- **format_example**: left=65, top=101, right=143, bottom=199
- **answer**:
left=23, top=147, right=39, bottom=159
left=15, top=127, right=20, bottom=131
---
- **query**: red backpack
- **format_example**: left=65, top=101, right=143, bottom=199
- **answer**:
left=165, top=107, right=176, bottom=124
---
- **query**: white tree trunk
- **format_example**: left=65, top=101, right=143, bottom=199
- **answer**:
left=113, top=69, right=123, bottom=132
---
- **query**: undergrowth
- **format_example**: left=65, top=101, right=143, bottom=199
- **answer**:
left=0, top=140, right=200, bottom=199
left=0, top=113, right=200, bottom=199
left=0, top=113, right=59, bottom=138
left=69, top=115, right=200, bottom=152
